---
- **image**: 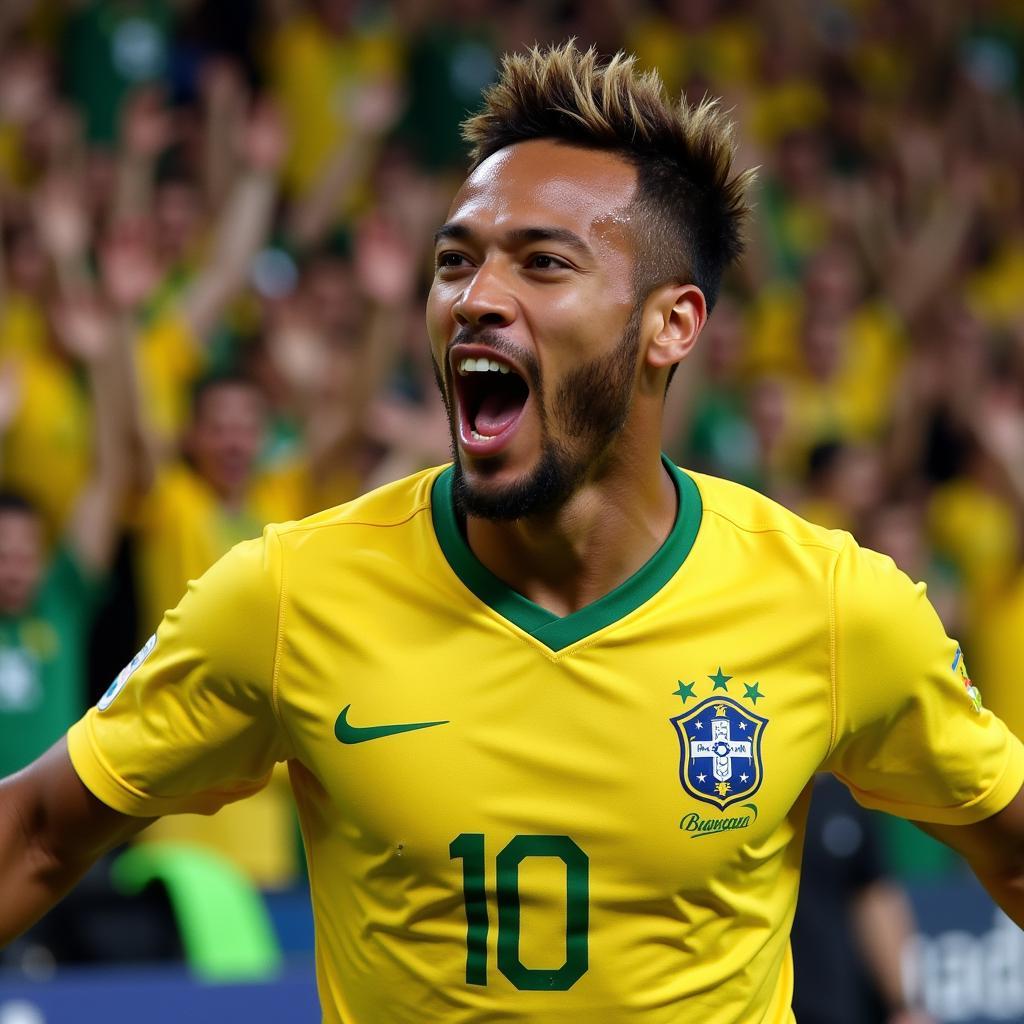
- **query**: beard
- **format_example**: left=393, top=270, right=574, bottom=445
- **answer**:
left=434, top=308, right=642, bottom=522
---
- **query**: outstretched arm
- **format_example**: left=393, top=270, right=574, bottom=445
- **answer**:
left=181, top=99, right=286, bottom=341
left=0, top=738, right=150, bottom=948
left=916, top=783, right=1024, bottom=928
left=286, top=79, right=402, bottom=250
left=110, top=87, right=173, bottom=228
left=302, top=213, right=416, bottom=484
left=33, top=172, right=92, bottom=297
left=51, top=294, right=134, bottom=575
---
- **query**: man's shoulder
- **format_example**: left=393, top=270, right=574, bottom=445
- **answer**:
left=686, top=469, right=849, bottom=556
left=181, top=467, right=447, bottom=618
left=268, top=464, right=445, bottom=548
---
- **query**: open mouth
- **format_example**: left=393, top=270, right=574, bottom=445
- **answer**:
left=453, top=354, right=530, bottom=454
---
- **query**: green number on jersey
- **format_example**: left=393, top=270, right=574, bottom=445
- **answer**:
left=449, top=833, right=489, bottom=984
left=449, top=833, right=590, bottom=991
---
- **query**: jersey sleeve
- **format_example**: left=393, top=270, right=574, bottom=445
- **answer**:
left=824, top=538, right=1024, bottom=825
left=67, top=528, right=293, bottom=817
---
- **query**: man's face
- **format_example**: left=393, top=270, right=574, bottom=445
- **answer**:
left=426, top=139, right=643, bottom=520
left=188, top=383, right=265, bottom=499
left=0, top=511, right=44, bottom=616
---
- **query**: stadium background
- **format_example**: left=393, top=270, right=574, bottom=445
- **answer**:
left=0, top=0, right=1022, bottom=1020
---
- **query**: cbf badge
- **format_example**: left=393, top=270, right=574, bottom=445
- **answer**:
left=671, top=690, right=767, bottom=811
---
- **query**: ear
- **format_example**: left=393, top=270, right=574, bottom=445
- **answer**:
left=644, top=284, right=707, bottom=371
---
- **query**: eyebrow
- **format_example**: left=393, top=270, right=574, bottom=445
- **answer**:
left=433, top=223, right=594, bottom=260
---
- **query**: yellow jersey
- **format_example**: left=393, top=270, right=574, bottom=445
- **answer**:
left=2, top=350, right=91, bottom=541
left=130, top=461, right=334, bottom=886
left=69, top=462, right=1024, bottom=1024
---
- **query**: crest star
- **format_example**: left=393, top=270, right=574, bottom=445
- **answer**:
left=743, top=682, right=764, bottom=705
left=695, top=720, right=703, bottom=729
left=738, top=722, right=747, bottom=731
left=709, top=667, right=732, bottom=691
left=697, top=773, right=707, bottom=783
left=740, top=773, right=749, bottom=782
left=673, top=680, right=697, bottom=704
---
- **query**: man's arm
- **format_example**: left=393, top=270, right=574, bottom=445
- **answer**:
left=110, top=87, right=173, bottom=227
left=286, top=79, right=402, bottom=250
left=915, top=783, right=1024, bottom=928
left=51, top=294, right=134, bottom=575
left=852, top=880, right=935, bottom=1024
left=181, top=99, right=286, bottom=341
left=0, top=738, right=151, bottom=947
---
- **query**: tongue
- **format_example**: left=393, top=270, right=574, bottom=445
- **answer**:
left=474, top=392, right=522, bottom=437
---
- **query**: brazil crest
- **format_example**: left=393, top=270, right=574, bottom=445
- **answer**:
left=671, top=697, right=767, bottom=811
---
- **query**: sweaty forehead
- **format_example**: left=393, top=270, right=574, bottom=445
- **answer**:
left=448, top=139, right=639, bottom=244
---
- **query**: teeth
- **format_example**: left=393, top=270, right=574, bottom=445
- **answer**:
left=458, top=357, right=511, bottom=375
left=471, top=429, right=495, bottom=441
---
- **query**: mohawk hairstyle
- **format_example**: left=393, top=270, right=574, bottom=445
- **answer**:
left=462, top=42, right=755, bottom=311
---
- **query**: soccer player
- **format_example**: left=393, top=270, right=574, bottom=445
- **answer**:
left=2, top=44, right=1023, bottom=1023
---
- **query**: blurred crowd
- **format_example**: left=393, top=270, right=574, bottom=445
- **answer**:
left=0, top=0, right=1022, bottom=916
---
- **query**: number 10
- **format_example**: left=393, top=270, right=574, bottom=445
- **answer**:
left=449, top=833, right=590, bottom=991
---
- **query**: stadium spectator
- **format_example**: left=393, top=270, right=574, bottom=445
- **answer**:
left=792, top=774, right=936, bottom=1024
left=0, top=1, right=1020, bottom=1011
left=0, top=289, right=137, bottom=779
left=0, top=39, right=1021, bottom=1024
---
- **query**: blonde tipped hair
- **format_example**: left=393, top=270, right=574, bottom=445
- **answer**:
left=462, top=42, right=755, bottom=310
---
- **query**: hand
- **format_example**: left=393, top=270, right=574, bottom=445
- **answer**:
left=33, top=174, right=90, bottom=263
left=241, top=99, right=288, bottom=173
left=972, top=388, right=1024, bottom=466
left=0, top=50, right=49, bottom=125
left=888, top=1009, right=937, bottom=1024
left=354, top=212, right=419, bottom=306
left=825, top=177, right=877, bottom=232
left=99, top=223, right=161, bottom=312
left=892, top=121, right=942, bottom=188
left=199, top=57, right=247, bottom=115
left=51, top=294, right=113, bottom=365
left=350, top=78, right=404, bottom=137
left=365, top=394, right=451, bottom=462
left=0, top=359, right=24, bottom=432
left=375, top=156, right=450, bottom=253
left=266, top=300, right=328, bottom=393
left=121, top=87, right=174, bottom=160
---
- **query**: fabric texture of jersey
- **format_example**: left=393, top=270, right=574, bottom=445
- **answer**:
left=69, top=463, right=1024, bottom=1024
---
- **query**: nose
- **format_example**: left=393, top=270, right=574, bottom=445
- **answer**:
left=452, top=260, right=516, bottom=329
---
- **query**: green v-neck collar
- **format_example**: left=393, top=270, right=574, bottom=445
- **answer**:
left=430, top=456, right=702, bottom=652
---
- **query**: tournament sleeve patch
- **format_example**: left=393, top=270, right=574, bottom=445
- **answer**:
left=98, top=633, right=157, bottom=711
left=952, top=645, right=983, bottom=713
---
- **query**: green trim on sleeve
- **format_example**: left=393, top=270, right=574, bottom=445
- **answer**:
left=431, top=456, right=702, bottom=651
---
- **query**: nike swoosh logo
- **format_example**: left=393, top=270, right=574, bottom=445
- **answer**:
left=334, top=704, right=449, bottom=744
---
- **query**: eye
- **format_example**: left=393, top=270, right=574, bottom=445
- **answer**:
left=525, top=253, right=569, bottom=271
left=436, top=251, right=471, bottom=270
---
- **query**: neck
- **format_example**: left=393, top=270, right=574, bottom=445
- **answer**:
left=463, top=448, right=677, bottom=618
